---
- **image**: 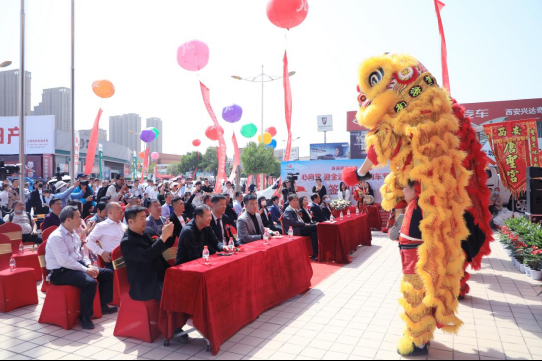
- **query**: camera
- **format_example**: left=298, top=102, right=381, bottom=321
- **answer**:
left=287, top=172, right=299, bottom=182
left=80, top=181, right=90, bottom=186
left=0, top=162, right=21, bottom=181
left=54, top=167, right=65, bottom=181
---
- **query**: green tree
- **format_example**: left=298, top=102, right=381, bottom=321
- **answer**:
left=178, top=151, right=202, bottom=175
left=240, top=142, right=281, bottom=177
left=167, top=162, right=182, bottom=175
left=202, top=147, right=219, bottom=175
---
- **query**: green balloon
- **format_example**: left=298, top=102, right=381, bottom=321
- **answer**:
left=240, top=123, right=257, bottom=138
left=151, top=127, right=160, bottom=138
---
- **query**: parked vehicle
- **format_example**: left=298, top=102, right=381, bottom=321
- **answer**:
left=486, top=165, right=526, bottom=213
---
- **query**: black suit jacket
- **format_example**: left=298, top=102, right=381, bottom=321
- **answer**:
left=170, top=213, right=187, bottom=240
left=120, top=229, right=175, bottom=302
left=176, top=220, right=225, bottom=265
left=282, top=206, right=306, bottom=236
left=322, top=206, right=332, bottom=221
left=300, top=208, right=312, bottom=224
left=311, top=204, right=328, bottom=223
left=210, top=214, right=240, bottom=247
left=225, top=204, right=238, bottom=222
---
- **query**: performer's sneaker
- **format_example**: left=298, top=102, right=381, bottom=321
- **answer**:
left=398, top=342, right=430, bottom=356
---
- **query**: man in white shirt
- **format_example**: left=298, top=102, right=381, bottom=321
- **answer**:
left=45, top=206, right=116, bottom=330
left=233, top=192, right=244, bottom=215
left=145, top=180, right=158, bottom=200
left=106, top=174, right=129, bottom=202
left=129, top=179, right=143, bottom=198
left=86, top=202, right=127, bottom=269
left=161, top=193, right=173, bottom=219
left=4, top=200, right=41, bottom=244
left=0, top=184, right=9, bottom=213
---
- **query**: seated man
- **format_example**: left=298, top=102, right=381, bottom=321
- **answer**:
left=310, top=194, right=328, bottom=223
left=42, top=198, right=63, bottom=231
left=4, top=200, right=42, bottom=244
left=238, top=194, right=279, bottom=244
left=210, top=194, right=240, bottom=247
left=161, top=192, right=173, bottom=219
left=223, top=193, right=238, bottom=222
left=175, top=205, right=227, bottom=265
left=86, top=202, right=127, bottom=270
left=86, top=202, right=108, bottom=227
left=146, top=199, right=168, bottom=237
left=45, top=206, right=116, bottom=330
left=169, top=196, right=188, bottom=239
left=233, top=192, right=244, bottom=215
left=282, top=194, right=319, bottom=260
left=121, top=206, right=175, bottom=301
left=269, top=196, right=282, bottom=224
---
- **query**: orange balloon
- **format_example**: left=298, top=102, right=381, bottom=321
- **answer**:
left=92, top=80, right=115, bottom=99
left=139, top=151, right=146, bottom=159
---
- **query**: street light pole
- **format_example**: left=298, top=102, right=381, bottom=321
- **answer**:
left=261, top=65, right=264, bottom=143
left=18, top=0, right=26, bottom=202
left=70, top=0, right=75, bottom=182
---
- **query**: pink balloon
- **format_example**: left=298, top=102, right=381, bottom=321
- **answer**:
left=151, top=152, right=160, bottom=160
left=177, top=40, right=210, bottom=72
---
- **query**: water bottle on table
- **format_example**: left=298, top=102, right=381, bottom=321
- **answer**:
left=19, top=243, right=24, bottom=255
left=288, top=226, right=294, bottom=238
left=340, top=212, right=344, bottom=220
left=347, top=209, right=351, bottom=218
left=202, top=246, right=210, bottom=265
left=9, top=258, right=16, bottom=272
left=356, top=207, right=360, bottom=216
left=263, top=230, right=269, bottom=245
left=228, top=237, right=235, bottom=254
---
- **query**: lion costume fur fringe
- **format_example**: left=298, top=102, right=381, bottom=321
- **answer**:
left=355, top=54, right=472, bottom=353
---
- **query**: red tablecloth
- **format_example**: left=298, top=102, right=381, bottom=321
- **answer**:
left=317, top=214, right=372, bottom=264
left=366, top=204, right=382, bottom=231
left=332, top=206, right=358, bottom=218
left=160, top=236, right=313, bottom=355
left=12, top=250, right=42, bottom=281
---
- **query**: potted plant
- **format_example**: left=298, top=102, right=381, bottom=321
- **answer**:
left=330, top=199, right=353, bottom=218
left=528, top=246, right=542, bottom=281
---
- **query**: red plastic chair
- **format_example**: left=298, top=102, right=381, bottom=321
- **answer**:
left=96, top=253, right=120, bottom=307
left=42, top=226, right=58, bottom=244
left=0, top=234, right=38, bottom=312
left=162, top=238, right=178, bottom=267
left=39, top=227, right=58, bottom=292
left=112, top=246, right=161, bottom=343
left=0, top=223, right=23, bottom=254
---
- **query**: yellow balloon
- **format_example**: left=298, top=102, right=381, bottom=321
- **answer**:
left=259, top=132, right=273, bottom=145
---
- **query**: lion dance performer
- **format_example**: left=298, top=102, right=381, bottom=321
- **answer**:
left=341, top=53, right=492, bottom=356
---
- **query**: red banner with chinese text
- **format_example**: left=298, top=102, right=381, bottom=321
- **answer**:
left=283, top=52, right=293, bottom=161
left=484, top=119, right=540, bottom=198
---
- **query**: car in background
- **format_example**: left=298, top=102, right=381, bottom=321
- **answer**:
left=486, top=165, right=526, bottom=213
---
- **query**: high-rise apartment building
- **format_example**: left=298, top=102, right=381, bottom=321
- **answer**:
left=0, top=69, right=32, bottom=116
left=78, top=128, right=107, bottom=141
left=146, top=117, right=163, bottom=154
left=109, top=113, right=141, bottom=154
left=33, top=87, right=71, bottom=131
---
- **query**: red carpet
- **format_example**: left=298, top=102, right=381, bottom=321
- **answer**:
left=309, top=259, right=348, bottom=288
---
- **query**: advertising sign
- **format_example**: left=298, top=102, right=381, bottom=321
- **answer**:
left=461, top=98, right=542, bottom=125
left=42, top=154, right=54, bottom=179
left=317, top=115, right=333, bottom=132
left=74, top=131, right=80, bottom=173
left=0, top=115, right=56, bottom=155
left=350, top=131, right=368, bottom=159
left=346, top=111, right=367, bottom=132
left=0, top=154, right=43, bottom=179
left=281, top=159, right=390, bottom=204
left=310, top=143, right=349, bottom=161
left=275, top=147, right=299, bottom=161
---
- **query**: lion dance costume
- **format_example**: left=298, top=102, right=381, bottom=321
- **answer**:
left=341, top=53, right=493, bottom=356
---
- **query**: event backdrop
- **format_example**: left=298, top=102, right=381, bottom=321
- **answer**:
left=310, top=143, right=349, bottom=161
left=281, top=160, right=390, bottom=204
left=0, top=116, right=55, bottom=155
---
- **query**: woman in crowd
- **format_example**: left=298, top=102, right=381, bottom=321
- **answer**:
left=258, top=196, right=283, bottom=234
left=312, top=178, right=327, bottom=204
left=338, top=182, right=350, bottom=202
left=298, top=196, right=313, bottom=224
left=71, top=181, right=96, bottom=219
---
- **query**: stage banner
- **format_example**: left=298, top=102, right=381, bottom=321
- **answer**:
left=281, top=159, right=390, bottom=204
left=483, top=119, right=539, bottom=198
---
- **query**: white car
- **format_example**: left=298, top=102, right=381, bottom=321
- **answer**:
left=256, top=180, right=311, bottom=202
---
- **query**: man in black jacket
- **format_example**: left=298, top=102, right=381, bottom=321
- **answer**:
left=282, top=194, right=319, bottom=261
left=224, top=193, right=238, bottom=223
left=175, top=205, right=227, bottom=265
left=210, top=194, right=240, bottom=247
left=310, top=194, right=327, bottom=223
left=169, top=196, right=188, bottom=239
left=120, top=206, right=176, bottom=302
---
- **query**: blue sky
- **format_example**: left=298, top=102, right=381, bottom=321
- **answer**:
left=1, top=0, right=541, bottom=157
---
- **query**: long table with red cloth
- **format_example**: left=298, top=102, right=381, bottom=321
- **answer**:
left=316, top=213, right=372, bottom=264
left=160, top=236, right=313, bottom=355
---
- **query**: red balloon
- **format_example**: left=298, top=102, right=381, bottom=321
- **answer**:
left=266, top=0, right=309, bottom=30
left=192, top=139, right=201, bottom=147
left=265, top=126, right=277, bottom=137
left=205, top=126, right=220, bottom=141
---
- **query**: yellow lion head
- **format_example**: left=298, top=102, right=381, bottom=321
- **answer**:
left=356, top=53, right=439, bottom=130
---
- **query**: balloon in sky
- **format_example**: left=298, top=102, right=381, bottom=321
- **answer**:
left=92, top=80, right=115, bottom=98
left=265, top=126, right=277, bottom=137
left=266, top=139, right=278, bottom=149
left=138, top=151, right=146, bottom=159
left=205, top=125, right=221, bottom=141
left=222, top=104, right=243, bottom=123
left=192, top=139, right=201, bottom=147
left=240, top=123, right=258, bottom=138
left=177, top=40, right=210, bottom=72
left=258, top=132, right=273, bottom=145
left=151, top=152, right=160, bottom=160
left=266, top=0, right=309, bottom=30
left=151, top=127, right=160, bottom=138
left=140, top=129, right=156, bottom=143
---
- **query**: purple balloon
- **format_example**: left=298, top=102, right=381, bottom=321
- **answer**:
left=140, top=129, right=156, bottom=143
left=222, top=104, right=243, bottom=123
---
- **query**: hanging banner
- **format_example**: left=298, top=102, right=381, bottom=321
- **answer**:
left=434, top=0, right=450, bottom=94
left=140, top=146, right=150, bottom=183
left=228, top=132, right=241, bottom=183
left=84, top=108, right=103, bottom=175
left=483, top=119, right=539, bottom=198
left=74, top=131, right=80, bottom=174
left=98, top=144, right=104, bottom=179
left=200, top=82, right=227, bottom=193
left=283, top=51, right=293, bottom=161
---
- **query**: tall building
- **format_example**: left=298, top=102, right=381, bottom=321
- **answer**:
left=0, top=69, right=31, bottom=116
left=146, top=117, right=163, bottom=154
left=109, top=113, right=141, bottom=154
left=33, top=87, right=71, bottom=131
left=78, top=128, right=107, bottom=140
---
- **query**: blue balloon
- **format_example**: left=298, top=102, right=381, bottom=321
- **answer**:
left=266, top=139, right=277, bottom=149
left=222, top=104, right=243, bottom=123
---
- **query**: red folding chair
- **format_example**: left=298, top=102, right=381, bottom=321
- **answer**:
left=0, top=223, right=23, bottom=254
left=162, top=238, right=179, bottom=267
left=112, top=246, right=161, bottom=343
left=0, top=234, right=38, bottom=312
left=39, top=227, right=58, bottom=292
left=1, top=223, right=42, bottom=281
left=42, top=226, right=58, bottom=244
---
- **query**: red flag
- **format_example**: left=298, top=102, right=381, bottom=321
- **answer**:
left=140, top=146, right=150, bottom=183
left=246, top=175, right=253, bottom=195
left=200, top=82, right=227, bottom=193
left=192, top=167, right=198, bottom=179
left=228, top=132, right=240, bottom=183
left=84, top=108, right=103, bottom=175
left=434, top=0, right=450, bottom=94
left=283, top=51, right=293, bottom=161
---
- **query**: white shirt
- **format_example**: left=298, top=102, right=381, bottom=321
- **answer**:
left=45, top=225, right=90, bottom=272
left=106, top=184, right=124, bottom=202
left=233, top=201, right=243, bottom=215
left=225, top=188, right=234, bottom=199
left=174, top=212, right=186, bottom=227
left=212, top=213, right=226, bottom=242
left=86, top=218, right=127, bottom=256
left=130, top=186, right=143, bottom=197
left=0, top=191, right=8, bottom=207
left=338, top=189, right=351, bottom=201
left=145, top=186, right=158, bottom=200
left=4, top=212, right=33, bottom=234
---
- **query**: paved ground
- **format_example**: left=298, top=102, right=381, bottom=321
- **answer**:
left=0, top=232, right=541, bottom=360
